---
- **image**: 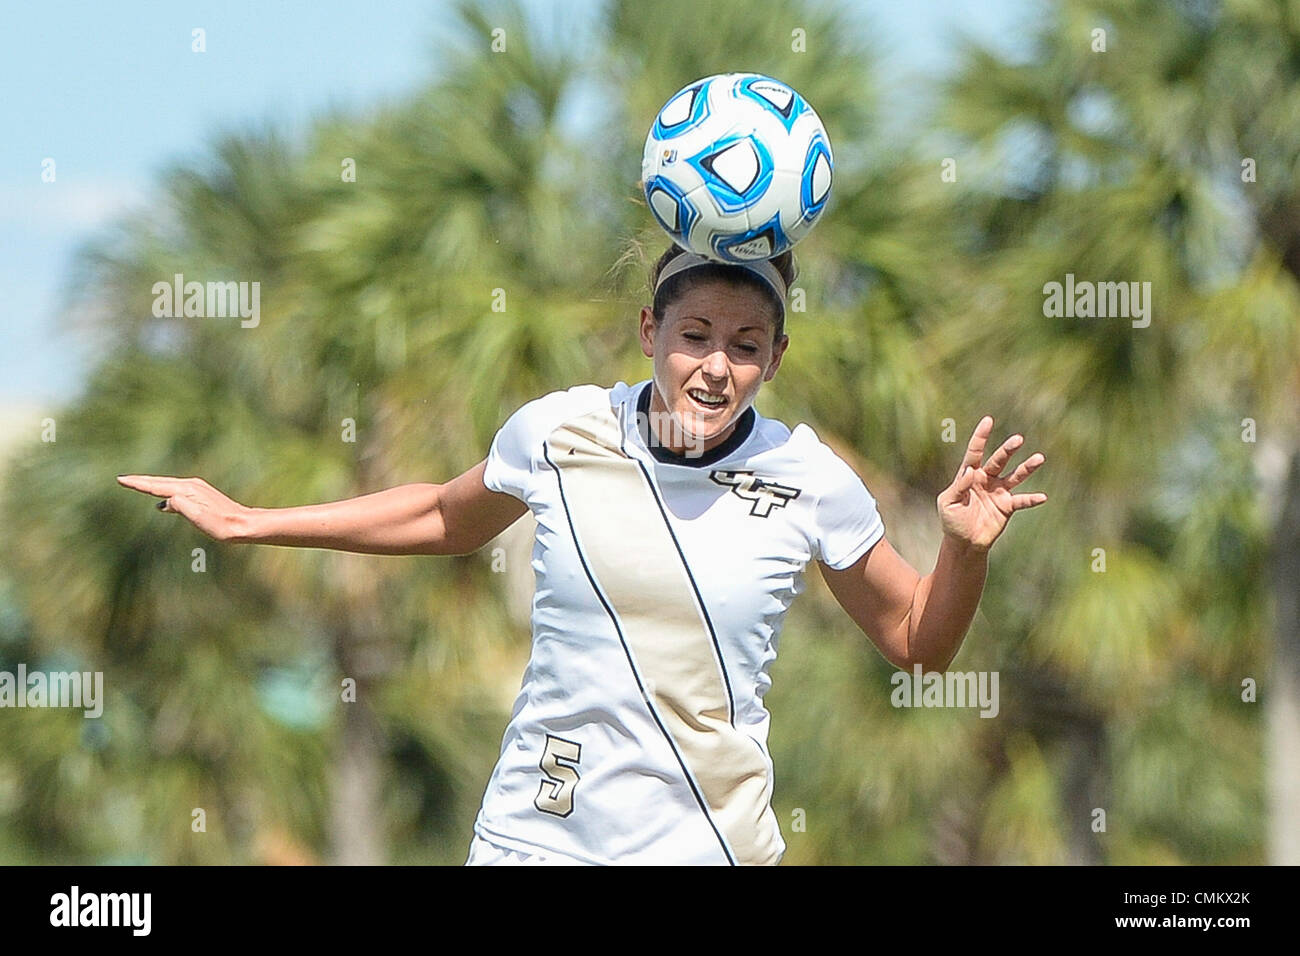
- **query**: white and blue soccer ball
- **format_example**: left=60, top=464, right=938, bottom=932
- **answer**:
left=641, top=72, right=834, bottom=263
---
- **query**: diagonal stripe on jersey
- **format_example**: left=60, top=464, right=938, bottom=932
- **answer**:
left=545, top=404, right=782, bottom=866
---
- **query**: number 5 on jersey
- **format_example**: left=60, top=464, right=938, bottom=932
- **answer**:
left=534, top=734, right=582, bottom=817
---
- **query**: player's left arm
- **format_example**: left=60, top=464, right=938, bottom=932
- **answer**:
left=819, top=416, right=1046, bottom=672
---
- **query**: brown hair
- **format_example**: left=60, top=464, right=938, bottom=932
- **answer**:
left=648, top=243, right=797, bottom=343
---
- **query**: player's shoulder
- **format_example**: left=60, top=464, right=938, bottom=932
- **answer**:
left=750, top=414, right=874, bottom=507
left=485, top=383, right=624, bottom=498
left=507, top=381, right=623, bottom=430
left=751, top=412, right=841, bottom=469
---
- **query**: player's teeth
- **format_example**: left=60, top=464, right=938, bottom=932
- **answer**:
left=690, top=390, right=725, bottom=405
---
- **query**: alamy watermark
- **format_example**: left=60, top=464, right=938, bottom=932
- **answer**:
left=50, top=886, right=150, bottom=936
left=634, top=408, right=707, bottom=458
left=1042, top=273, right=1151, bottom=328
left=0, top=664, right=103, bottom=718
left=151, top=273, right=260, bottom=328
left=890, top=663, right=999, bottom=718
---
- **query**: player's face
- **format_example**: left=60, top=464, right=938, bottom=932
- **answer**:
left=638, top=279, right=789, bottom=456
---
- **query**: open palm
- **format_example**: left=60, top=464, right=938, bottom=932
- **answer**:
left=938, top=416, right=1047, bottom=552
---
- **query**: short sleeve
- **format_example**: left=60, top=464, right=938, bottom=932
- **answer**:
left=482, top=398, right=544, bottom=501
left=811, top=441, right=886, bottom=570
left=482, top=385, right=607, bottom=502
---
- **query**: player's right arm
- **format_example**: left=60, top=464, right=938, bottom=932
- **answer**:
left=115, top=460, right=528, bottom=556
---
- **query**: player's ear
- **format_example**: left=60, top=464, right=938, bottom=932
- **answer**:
left=639, top=306, right=658, bottom=358
left=764, top=333, right=789, bottom=381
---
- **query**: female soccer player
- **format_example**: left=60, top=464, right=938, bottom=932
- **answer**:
left=117, top=242, right=1046, bottom=866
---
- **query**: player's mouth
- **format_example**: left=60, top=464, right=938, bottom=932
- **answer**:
left=685, top=387, right=728, bottom=413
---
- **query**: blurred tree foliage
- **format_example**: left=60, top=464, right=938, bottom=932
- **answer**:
left=1, top=0, right=1292, bottom=864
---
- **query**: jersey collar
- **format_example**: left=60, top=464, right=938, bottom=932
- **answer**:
left=632, top=380, right=756, bottom=468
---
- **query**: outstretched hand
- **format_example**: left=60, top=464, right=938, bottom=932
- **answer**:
left=116, top=474, right=248, bottom=542
left=937, top=416, right=1046, bottom=553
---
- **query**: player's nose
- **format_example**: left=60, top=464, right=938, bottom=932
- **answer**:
left=702, top=349, right=728, bottom=377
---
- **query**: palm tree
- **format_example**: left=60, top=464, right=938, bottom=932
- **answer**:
left=0, top=0, right=613, bottom=863
left=927, top=0, right=1285, bottom=863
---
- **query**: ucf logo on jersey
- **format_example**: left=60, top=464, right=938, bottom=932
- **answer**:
left=709, top=470, right=802, bottom=517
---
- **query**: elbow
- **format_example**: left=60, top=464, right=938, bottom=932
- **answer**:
left=895, top=622, right=951, bottom=674
left=899, top=632, right=958, bottom=673
left=894, top=602, right=955, bottom=673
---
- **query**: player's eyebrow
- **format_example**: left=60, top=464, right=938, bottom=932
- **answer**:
left=681, top=315, right=764, bottom=333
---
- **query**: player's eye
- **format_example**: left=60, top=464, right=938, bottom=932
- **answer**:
left=738, top=344, right=760, bottom=354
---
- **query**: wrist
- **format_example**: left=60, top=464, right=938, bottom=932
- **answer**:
left=942, top=530, right=989, bottom=559
left=228, top=506, right=261, bottom=544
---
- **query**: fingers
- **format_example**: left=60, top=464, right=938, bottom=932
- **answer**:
left=954, top=420, right=1046, bottom=490
left=938, top=463, right=979, bottom=509
left=1002, top=452, right=1046, bottom=488
left=118, top=475, right=199, bottom=517
left=1010, top=491, right=1048, bottom=511
left=117, top=475, right=189, bottom=498
left=956, top=416, right=994, bottom=480
left=982, top=433, right=1025, bottom=477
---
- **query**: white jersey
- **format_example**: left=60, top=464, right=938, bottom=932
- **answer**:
left=471, top=379, right=885, bottom=864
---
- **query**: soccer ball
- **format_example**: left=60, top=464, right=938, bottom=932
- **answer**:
left=641, top=72, right=833, bottom=263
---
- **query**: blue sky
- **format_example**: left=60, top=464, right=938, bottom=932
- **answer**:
left=1, top=0, right=1033, bottom=406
